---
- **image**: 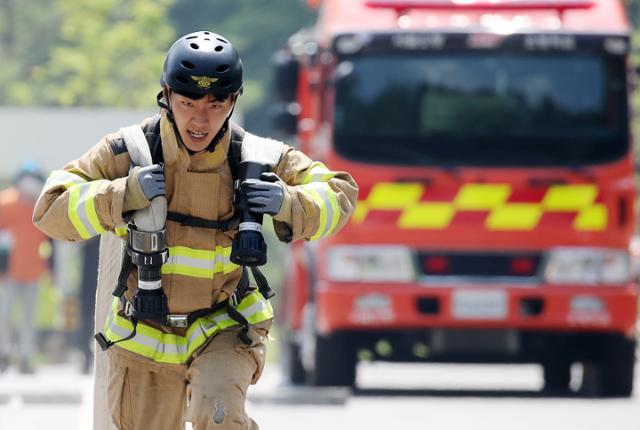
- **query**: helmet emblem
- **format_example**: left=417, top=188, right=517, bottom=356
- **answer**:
left=191, top=75, right=219, bottom=89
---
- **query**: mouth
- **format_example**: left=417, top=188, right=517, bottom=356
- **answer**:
left=187, top=129, right=209, bottom=143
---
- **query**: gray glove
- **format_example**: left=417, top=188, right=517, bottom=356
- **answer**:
left=240, top=172, right=285, bottom=216
left=136, top=164, right=165, bottom=200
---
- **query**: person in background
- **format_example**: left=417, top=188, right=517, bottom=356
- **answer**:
left=0, top=162, right=50, bottom=374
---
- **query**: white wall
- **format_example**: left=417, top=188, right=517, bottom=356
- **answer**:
left=0, top=108, right=156, bottom=179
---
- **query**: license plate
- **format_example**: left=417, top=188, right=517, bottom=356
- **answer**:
left=452, top=290, right=507, bottom=320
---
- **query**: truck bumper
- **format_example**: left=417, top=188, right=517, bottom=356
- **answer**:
left=314, top=281, right=638, bottom=337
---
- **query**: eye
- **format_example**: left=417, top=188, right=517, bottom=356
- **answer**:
left=181, top=100, right=194, bottom=107
left=210, top=103, right=223, bottom=110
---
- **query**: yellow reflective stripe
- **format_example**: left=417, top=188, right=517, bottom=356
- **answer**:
left=352, top=203, right=369, bottom=224
left=399, top=203, right=455, bottom=229
left=355, top=182, right=609, bottom=232
left=115, top=226, right=128, bottom=237
left=367, top=183, right=423, bottom=209
left=486, top=204, right=543, bottom=231
left=68, top=186, right=91, bottom=239
left=301, top=162, right=337, bottom=184
left=104, top=290, right=273, bottom=364
left=543, top=185, right=597, bottom=211
left=574, top=204, right=607, bottom=231
left=86, top=182, right=107, bottom=235
left=455, top=184, right=510, bottom=210
left=44, top=170, right=85, bottom=191
left=67, top=181, right=107, bottom=239
left=161, top=245, right=239, bottom=279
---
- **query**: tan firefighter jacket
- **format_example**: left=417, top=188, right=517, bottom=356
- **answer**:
left=33, top=112, right=358, bottom=364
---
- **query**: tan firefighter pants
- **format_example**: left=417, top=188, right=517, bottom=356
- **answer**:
left=106, top=319, right=272, bottom=430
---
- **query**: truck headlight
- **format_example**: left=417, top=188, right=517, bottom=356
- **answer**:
left=326, top=245, right=415, bottom=282
left=544, top=248, right=630, bottom=285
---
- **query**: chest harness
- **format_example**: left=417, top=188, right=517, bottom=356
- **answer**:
left=95, top=116, right=275, bottom=353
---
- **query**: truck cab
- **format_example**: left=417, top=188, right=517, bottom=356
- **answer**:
left=273, top=0, right=637, bottom=397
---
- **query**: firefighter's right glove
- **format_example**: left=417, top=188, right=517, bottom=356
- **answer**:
left=136, top=164, right=166, bottom=200
left=123, top=164, right=166, bottom=213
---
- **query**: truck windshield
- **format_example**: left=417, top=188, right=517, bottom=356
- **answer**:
left=333, top=53, right=628, bottom=166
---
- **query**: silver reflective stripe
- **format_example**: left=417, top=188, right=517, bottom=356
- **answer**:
left=109, top=322, right=186, bottom=357
left=305, top=182, right=336, bottom=240
left=239, top=299, right=270, bottom=321
left=166, top=254, right=215, bottom=271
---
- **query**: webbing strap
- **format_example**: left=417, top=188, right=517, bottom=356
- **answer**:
left=228, top=125, right=245, bottom=182
left=113, top=243, right=132, bottom=298
left=250, top=266, right=275, bottom=299
left=166, top=212, right=239, bottom=231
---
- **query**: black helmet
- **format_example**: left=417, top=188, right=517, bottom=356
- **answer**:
left=161, top=31, right=243, bottom=97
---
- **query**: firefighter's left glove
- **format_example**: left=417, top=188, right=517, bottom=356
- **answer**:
left=240, top=172, right=288, bottom=217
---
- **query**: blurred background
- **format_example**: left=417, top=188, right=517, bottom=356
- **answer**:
left=0, top=0, right=639, bottom=429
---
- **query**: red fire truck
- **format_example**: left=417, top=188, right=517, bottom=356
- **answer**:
left=272, top=0, right=637, bottom=396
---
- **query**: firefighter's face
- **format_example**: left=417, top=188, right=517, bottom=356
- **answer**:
left=168, top=90, right=235, bottom=152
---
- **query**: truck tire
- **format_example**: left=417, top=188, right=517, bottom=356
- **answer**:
left=308, top=332, right=356, bottom=387
left=281, top=336, right=306, bottom=385
left=600, top=335, right=635, bottom=397
left=543, top=359, right=571, bottom=393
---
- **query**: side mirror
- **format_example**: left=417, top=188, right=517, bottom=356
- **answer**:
left=272, top=49, right=299, bottom=103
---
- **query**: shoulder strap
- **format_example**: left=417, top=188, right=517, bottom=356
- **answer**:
left=142, top=115, right=163, bottom=165
left=240, top=131, right=284, bottom=168
left=119, top=124, right=153, bottom=168
left=228, top=124, right=245, bottom=182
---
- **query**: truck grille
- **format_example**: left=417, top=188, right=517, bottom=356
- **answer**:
left=417, top=252, right=542, bottom=282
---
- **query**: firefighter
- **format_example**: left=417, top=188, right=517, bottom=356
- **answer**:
left=0, top=162, right=49, bottom=374
left=33, top=31, right=357, bottom=430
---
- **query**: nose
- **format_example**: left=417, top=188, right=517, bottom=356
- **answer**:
left=191, top=105, right=209, bottom=126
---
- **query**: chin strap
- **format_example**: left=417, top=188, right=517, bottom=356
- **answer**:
left=156, top=91, right=173, bottom=122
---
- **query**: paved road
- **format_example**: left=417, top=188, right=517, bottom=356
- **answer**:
left=1, top=361, right=638, bottom=430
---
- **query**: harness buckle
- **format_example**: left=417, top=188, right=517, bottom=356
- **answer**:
left=167, top=314, right=189, bottom=328
left=124, top=300, right=134, bottom=317
left=229, top=290, right=242, bottom=308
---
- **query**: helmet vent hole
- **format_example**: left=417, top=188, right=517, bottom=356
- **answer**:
left=204, top=38, right=211, bottom=41
left=204, top=31, right=211, bottom=35
left=176, top=75, right=189, bottom=84
left=186, top=36, right=197, bottom=39
left=216, top=64, right=230, bottom=73
left=181, top=61, right=195, bottom=69
left=215, top=45, right=223, bottom=52
left=216, top=38, right=228, bottom=44
left=219, top=79, right=232, bottom=88
left=190, top=43, right=200, bottom=50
